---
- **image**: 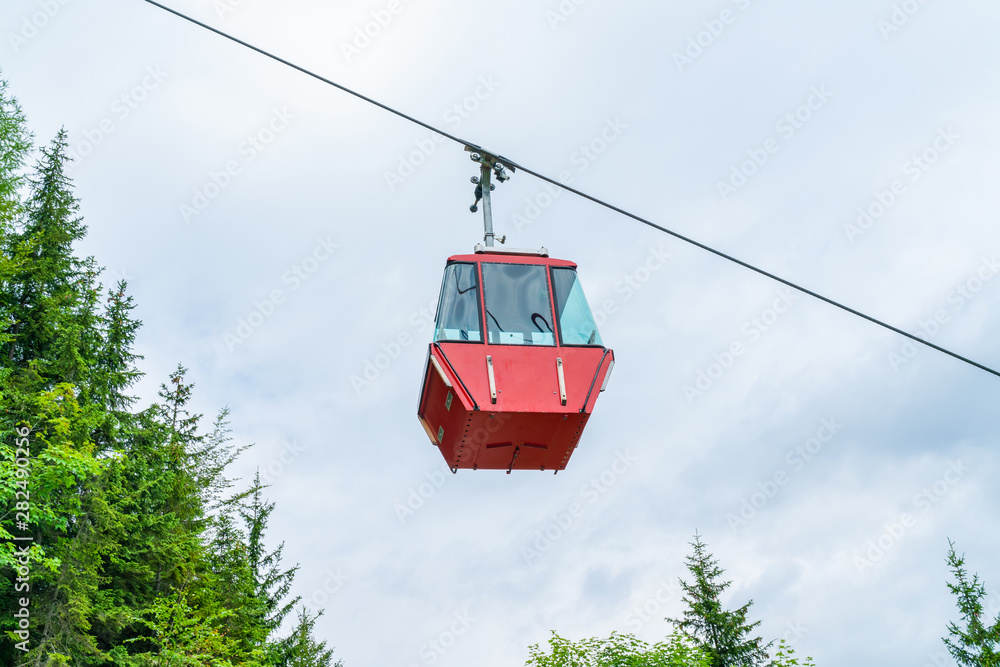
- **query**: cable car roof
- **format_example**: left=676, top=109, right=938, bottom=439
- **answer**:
left=447, top=246, right=578, bottom=268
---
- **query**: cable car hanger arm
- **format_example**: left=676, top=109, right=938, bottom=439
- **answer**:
left=140, top=0, right=1000, bottom=381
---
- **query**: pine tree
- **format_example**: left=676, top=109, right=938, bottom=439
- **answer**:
left=667, top=534, right=770, bottom=667
left=944, top=540, right=1000, bottom=666
left=286, top=608, right=341, bottom=667
left=0, top=114, right=127, bottom=665
left=82, top=369, right=217, bottom=661
left=1, top=73, right=341, bottom=667
left=4, top=129, right=97, bottom=383
left=242, top=473, right=301, bottom=664
left=93, top=281, right=142, bottom=411
left=0, top=74, right=33, bottom=357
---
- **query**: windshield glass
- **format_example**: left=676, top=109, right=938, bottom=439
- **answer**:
left=551, top=267, right=603, bottom=346
left=482, top=263, right=555, bottom=346
left=434, top=263, right=482, bottom=342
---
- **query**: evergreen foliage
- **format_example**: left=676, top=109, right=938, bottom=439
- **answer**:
left=286, top=608, right=340, bottom=667
left=524, top=534, right=820, bottom=667
left=667, top=534, right=770, bottom=667
left=944, top=540, right=1000, bottom=666
left=0, top=74, right=340, bottom=667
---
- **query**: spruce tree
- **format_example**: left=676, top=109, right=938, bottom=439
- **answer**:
left=667, top=534, right=770, bottom=667
left=0, top=74, right=33, bottom=356
left=944, top=540, right=1000, bottom=666
left=1, top=72, right=341, bottom=667
left=242, top=473, right=301, bottom=664
left=286, top=608, right=341, bottom=667
left=0, top=76, right=31, bottom=203
left=4, top=129, right=97, bottom=383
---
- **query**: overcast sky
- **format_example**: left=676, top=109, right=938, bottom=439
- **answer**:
left=4, top=0, right=1000, bottom=665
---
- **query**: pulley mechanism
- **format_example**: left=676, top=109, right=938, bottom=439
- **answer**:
left=466, top=145, right=514, bottom=247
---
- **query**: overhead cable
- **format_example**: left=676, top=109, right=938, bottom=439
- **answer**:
left=140, top=0, right=1000, bottom=380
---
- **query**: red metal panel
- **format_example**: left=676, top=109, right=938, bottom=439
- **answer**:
left=417, top=342, right=612, bottom=472
left=447, top=254, right=577, bottom=268
left=416, top=251, right=614, bottom=472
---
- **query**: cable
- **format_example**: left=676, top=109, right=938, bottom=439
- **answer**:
left=141, top=0, right=471, bottom=147
left=506, top=163, right=1000, bottom=379
left=141, top=0, right=1000, bottom=380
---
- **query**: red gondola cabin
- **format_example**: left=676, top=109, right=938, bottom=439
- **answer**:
left=417, top=245, right=614, bottom=473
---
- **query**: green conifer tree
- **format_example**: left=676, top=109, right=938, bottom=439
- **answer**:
left=242, top=473, right=301, bottom=664
left=286, top=608, right=340, bottom=667
left=1, top=72, right=341, bottom=667
left=4, top=130, right=97, bottom=382
left=667, top=534, right=770, bottom=667
left=0, top=74, right=33, bottom=357
left=0, top=75, right=32, bottom=216
left=944, top=540, right=1000, bottom=666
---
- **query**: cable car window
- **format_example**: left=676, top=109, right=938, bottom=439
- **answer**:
left=551, top=267, right=604, bottom=346
left=482, top=263, right=555, bottom=346
left=434, top=263, right=483, bottom=342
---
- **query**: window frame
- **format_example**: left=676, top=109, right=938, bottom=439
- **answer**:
left=479, top=260, right=561, bottom=348
left=433, top=260, right=485, bottom=345
left=549, top=265, right=604, bottom=348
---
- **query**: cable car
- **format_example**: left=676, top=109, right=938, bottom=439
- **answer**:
left=416, top=147, right=614, bottom=473
left=417, top=244, right=614, bottom=472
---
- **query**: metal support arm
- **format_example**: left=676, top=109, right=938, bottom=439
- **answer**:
left=466, top=145, right=513, bottom=247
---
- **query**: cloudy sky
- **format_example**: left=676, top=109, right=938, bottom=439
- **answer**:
left=4, top=0, right=1000, bottom=664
